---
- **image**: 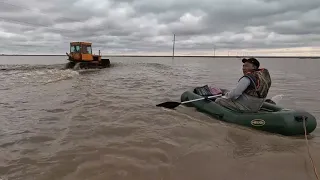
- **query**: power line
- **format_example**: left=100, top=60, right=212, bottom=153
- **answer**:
left=0, top=17, right=74, bottom=32
left=0, top=1, right=80, bottom=23
left=0, top=1, right=172, bottom=52
left=0, top=1, right=103, bottom=34
left=0, top=0, right=113, bottom=32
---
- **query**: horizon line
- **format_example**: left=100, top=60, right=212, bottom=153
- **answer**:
left=0, top=54, right=320, bottom=59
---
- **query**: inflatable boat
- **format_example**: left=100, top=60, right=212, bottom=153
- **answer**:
left=180, top=90, right=317, bottom=136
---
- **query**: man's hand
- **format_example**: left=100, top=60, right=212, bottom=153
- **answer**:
left=220, top=89, right=229, bottom=95
left=221, top=95, right=228, bottom=99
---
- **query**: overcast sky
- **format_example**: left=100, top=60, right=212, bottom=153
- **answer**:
left=0, top=0, right=319, bottom=55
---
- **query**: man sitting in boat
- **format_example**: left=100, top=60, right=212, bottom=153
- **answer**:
left=214, top=57, right=272, bottom=112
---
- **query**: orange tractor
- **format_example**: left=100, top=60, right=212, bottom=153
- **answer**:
left=65, top=42, right=110, bottom=69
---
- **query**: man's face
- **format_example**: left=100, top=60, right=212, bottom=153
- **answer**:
left=242, top=62, right=255, bottom=74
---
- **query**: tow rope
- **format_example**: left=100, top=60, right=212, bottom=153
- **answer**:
left=303, top=116, right=319, bottom=179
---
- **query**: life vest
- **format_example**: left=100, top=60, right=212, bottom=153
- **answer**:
left=240, top=68, right=271, bottom=98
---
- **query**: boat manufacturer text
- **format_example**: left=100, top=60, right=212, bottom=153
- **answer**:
left=251, top=119, right=265, bottom=126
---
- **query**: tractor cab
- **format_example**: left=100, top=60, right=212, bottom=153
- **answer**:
left=70, top=42, right=92, bottom=54
left=67, top=42, right=94, bottom=61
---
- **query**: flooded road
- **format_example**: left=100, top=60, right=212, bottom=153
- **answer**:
left=0, top=56, right=319, bottom=180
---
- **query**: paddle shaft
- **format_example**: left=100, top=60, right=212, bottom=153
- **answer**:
left=181, top=94, right=222, bottom=104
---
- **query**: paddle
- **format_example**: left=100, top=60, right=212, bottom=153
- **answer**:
left=156, top=94, right=223, bottom=109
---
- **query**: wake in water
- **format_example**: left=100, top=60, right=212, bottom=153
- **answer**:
left=40, top=69, right=80, bottom=84
left=15, top=69, right=79, bottom=84
left=0, top=62, right=119, bottom=90
left=0, top=64, right=62, bottom=71
left=0, top=66, right=80, bottom=90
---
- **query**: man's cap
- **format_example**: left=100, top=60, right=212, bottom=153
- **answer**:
left=242, top=57, right=260, bottom=68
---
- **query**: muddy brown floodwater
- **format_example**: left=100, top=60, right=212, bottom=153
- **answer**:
left=0, top=56, right=319, bottom=180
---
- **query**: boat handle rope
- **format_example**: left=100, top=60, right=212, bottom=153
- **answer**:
left=303, top=116, right=319, bottom=179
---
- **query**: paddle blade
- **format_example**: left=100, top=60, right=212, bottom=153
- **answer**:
left=156, top=101, right=181, bottom=109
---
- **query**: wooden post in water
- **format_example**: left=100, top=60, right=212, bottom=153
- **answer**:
left=213, top=45, right=216, bottom=58
left=172, top=34, right=175, bottom=59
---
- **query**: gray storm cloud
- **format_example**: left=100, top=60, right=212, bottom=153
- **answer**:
left=0, top=0, right=319, bottom=55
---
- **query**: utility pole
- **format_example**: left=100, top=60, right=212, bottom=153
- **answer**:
left=172, top=34, right=175, bottom=59
left=213, top=45, right=216, bottom=58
